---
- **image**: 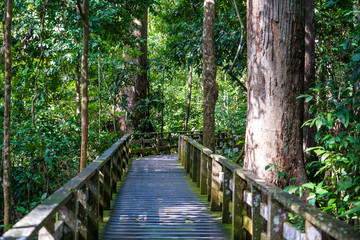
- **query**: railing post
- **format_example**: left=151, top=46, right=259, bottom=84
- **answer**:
left=200, top=151, right=207, bottom=195
left=267, top=196, right=288, bottom=239
left=111, top=154, right=118, bottom=194
left=116, top=150, right=123, bottom=181
left=156, top=133, right=159, bottom=155
left=191, top=145, right=198, bottom=183
left=233, top=171, right=247, bottom=240
left=207, top=154, right=212, bottom=202
left=186, top=142, right=191, bottom=174
left=222, top=167, right=231, bottom=223
left=167, top=133, right=171, bottom=154
left=102, top=162, right=112, bottom=210
left=38, top=216, right=55, bottom=240
left=252, top=186, right=262, bottom=239
left=58, top=192, right=77, bottom=239
left=305, top=220, right=322, bottom=240
left=211, top=158, right=222, bottom=211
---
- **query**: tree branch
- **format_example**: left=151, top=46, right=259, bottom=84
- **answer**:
left=226, top=0, right=247, bottom=92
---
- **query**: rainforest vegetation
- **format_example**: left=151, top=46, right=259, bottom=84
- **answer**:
left=1, top=0, right=359, bottom=233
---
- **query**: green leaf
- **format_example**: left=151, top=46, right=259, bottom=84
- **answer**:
left=352, top=53, right=360, bottom=62
left=337, top=205, right=360, bottom=218
left=302, top=182, right=316, bottom=190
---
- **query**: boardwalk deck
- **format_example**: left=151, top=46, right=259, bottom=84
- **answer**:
left=102, top=154, right=231, bottom=239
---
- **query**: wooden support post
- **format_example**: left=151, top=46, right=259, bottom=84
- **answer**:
left=252, top=186, right=262, bottom=240
left=305, top=220, right=322, bottom=240
left=207, top=155, right=212, bottom=202
left=38, top=216, right=55, bottom=240
left=196, top=149, right=201, bottom=187
left=85, top=173, right=100, bottom=239
left=167, top=133, right=171, bottom=154
left=111, top=155, right=118, bottom=194
left=211, top=159, right=222, bottom=211
left=192, top=146, right=198, bottom=183
left=102, top=163, right=112, bottom=210
left=267, top=196, right=288, bottom=240
left=233, top=172, right=247, bottom=240
left=156, top=133, right=159, bottom=155
left=186, top=142, right=191, bottom=173
left=141, top=138, right=144, bottom=158
left=189, top=145, right=193, bottom=178
left=222, top=167, right=231, bottom=224
left=200, top=152, right=207, bottom=195
left=58, top=193, right=77, bottom=239
left=117, top=150, right=123, bottom=181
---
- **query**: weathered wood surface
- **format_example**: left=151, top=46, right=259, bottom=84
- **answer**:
left=102, top=154, right=230, bottom=239
left=179, top=135, right=360, bottom=240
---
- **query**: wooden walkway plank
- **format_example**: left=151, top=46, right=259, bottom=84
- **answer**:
left=102, top=154, right=230, bottom=240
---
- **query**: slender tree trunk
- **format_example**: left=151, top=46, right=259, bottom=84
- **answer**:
left=245, top=0, right=307, bottom=187
left=161, top=68, right=164, bottom=133
left=303, top=0, right=316, bottom=161
left=3, top=0, right=13, bottom=231
left=202, top=0, right=218, bottom=151
left=184, top=66, right=192, bottom=131
left=80, top=0, right=89, bottom=171
left=98, top=53, right=101, bottom=135
left=75, top=60, right=81, bottom=115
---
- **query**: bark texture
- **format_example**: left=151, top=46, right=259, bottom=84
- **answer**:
left=245, top=0, right=307, bottom=186
left=303, top=0, right=316, bottom=160
left=120, top=10, right=149, bottom=133
left=202, top=0, right=218, bottom=151
left=184, top=66, right=192, bottom=131
left=80, top=0, right=89, bottom=171
left=3, top=0, right=14, bottom=230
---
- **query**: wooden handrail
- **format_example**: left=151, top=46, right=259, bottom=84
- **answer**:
left=0, top=131, right=242, bottom=239
left=178, top=135, right=359, bottom=240
left=1, top=134, right=131, bottom=240
left=0, top=131, right=206, bottom=239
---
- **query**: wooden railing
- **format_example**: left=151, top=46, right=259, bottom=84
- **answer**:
left=130, top=131, right=203, bottom=157
left=178, top=135, right=359, bottom=240
left=0, top=131, right=206, bottom=239
left=1, top=134, right=131, bottom=240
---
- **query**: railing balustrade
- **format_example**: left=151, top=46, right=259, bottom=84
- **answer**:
left=178, top=135, right=359, bottom=240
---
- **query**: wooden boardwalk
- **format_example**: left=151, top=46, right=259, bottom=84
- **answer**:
left=102, top=154, right=231, bottom=239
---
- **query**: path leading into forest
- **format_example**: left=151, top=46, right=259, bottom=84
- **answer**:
left=102, top=154, right=231, bottom=239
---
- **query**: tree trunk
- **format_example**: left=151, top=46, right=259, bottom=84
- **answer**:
left=98, top=54, right=101, bottom=135
left=80, top=0, right=89, bottom=171
left=75, top=60, right=81, bottom=115
left=184, top=66, right=192, bottom=131
left=303, top=0, right=316, bottom=162
left=120, top=9, right=149, bottom=133
left=161, top=68, right=165, bottom=133
left=245, top=0, right=307, bottom=187
left=202, top=0, right=218, bottom=151
left=3, top=0, right=13, bottom=231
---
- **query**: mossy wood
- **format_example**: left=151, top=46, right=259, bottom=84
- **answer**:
left=178, top=135, right=360, bottom=240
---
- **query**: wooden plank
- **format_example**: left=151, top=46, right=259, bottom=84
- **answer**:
left=211, top=160, right=222, bottom=211
left=102, top=155, right=230, bottom=240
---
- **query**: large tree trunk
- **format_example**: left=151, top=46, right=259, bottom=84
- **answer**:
left=202, top=0, right=218, bottom=151
left=120, top=9, right=149, bottom=133
left=80, top=0, right=89, bottom=171
left=184, top=66, right=192, bottom=131
left=245, top=0, right=307, bottom=187
left=303, top=0, right=316, bottom=161
left=3, top=0, right=14, bottom=231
